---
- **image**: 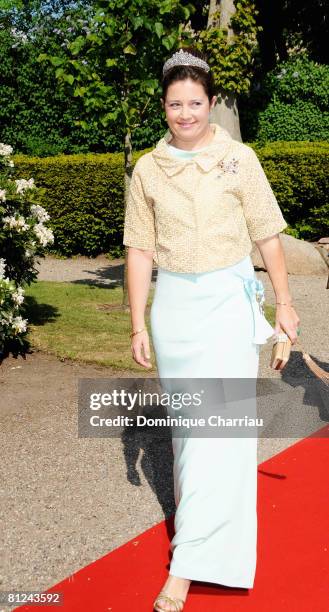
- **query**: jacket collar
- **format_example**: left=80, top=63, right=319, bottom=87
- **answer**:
left=151, top=123, right=233, bottom=176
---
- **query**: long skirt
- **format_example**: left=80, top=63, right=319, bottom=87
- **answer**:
left=150, top=255, right=274, bottom=589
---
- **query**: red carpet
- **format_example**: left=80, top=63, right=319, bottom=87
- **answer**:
left=15, top=426, right=329, bottom=611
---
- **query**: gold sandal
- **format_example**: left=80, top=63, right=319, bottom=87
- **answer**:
left=153, top=590, right=185, bottom=611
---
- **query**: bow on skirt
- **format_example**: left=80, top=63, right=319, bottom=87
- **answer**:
left=243, top=278, right=275, bottom=345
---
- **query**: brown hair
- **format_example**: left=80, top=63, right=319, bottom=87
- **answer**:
left=161, top=46, right=216, bottom=102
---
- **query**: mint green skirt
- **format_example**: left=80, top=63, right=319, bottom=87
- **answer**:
left=150, top=255, right=274, bottom=588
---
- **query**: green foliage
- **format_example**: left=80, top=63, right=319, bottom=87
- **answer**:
left=253, top=100, right=329, bottom=143
left=197, top=0, right=261, bottom=95
left=12, top=150, right=148, bottom=257
left=39, top=0, right=195, bottom=163
left=250, top=141, right=329, bottom=239
left=12, top=141, right=329, bottom=262
left=0, top=0, right=196, bottom=156
left=0, top=0, right=23, bottom=8
left=0, top=7, right=112, bottom=156
left=0, top=0, right=266, bottom=156
left=263, top=56, right=329, bottom=106
left=0, top=17, right=167, bottom=155
left=240, top=56, right=329, bottom=142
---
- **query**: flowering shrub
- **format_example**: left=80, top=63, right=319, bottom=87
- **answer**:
left=0, top=142, right=54, bottom=353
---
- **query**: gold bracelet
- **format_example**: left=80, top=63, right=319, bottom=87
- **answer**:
left=130, top=327, right=145, bottom=338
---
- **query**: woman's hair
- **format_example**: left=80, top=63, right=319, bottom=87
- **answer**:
left=161, top=46, right=216, bottom=102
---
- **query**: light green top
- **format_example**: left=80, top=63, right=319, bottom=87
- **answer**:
left=167, top=143, right=209, bottom=159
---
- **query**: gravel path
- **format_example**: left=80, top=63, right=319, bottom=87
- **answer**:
left=35, top=254, right=125, bottom=287
left=1, top=255, right=328, bottom=605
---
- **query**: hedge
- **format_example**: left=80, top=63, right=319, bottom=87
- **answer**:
left=13, top=151, right=140, bottom=258
left=13, top=141, right=329, bottom=258
left=251, top=141, right=329, bottom=239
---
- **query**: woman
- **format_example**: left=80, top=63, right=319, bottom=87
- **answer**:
left=123, top=47, right=300, bottom=611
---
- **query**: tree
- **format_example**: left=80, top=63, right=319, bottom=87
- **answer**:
left=207, top=0, right=242, bottom=140
left=0, top=0, right=103, bottom=156
left=39, top=0, right=195, bottom=306
left=197, top=0, right=260, bottom=141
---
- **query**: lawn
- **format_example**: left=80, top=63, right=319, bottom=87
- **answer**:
left=23, top=281, right=156, bottom=372
left=23, top=280, right=275, bottom=372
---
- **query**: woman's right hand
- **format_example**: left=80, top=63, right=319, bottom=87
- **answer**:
left=131, top=329, right=152, bottom=369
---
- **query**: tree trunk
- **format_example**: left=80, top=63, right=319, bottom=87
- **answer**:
left=210, top=93, right=242, bottom=141
left=207, top=0, right=218, bottom=25
left=122, top=126, right=133, bottom=310
left=207, top=0, right=242, bottom=142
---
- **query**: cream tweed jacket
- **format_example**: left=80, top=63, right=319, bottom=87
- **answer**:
left=123, top=123, right=287, bottom=273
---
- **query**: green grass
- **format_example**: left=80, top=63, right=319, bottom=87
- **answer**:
left=23, top=281, right=276, bottom=372
left=23, top=281, right=156, bottom=372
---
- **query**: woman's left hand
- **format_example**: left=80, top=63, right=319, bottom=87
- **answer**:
left=274, top=304, right=300, bottom=344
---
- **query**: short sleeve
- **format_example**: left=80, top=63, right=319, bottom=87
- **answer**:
left=239, top=147, right=288, bottom=242
left=123, top=160, right=156, bottom=250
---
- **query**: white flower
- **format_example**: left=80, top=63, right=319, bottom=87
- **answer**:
left=1, top=311, right=13, bottom=325
left=292, top=71, right=299, bottom=78
left=34, top=223, right=54, bottom=246
left=12, top=315, right=28, bottom=334
left=30, top=204, right=50, bottom=222
left=12, top=287, right=25, bottom=306
left=3, top=215, right=17, bottom=228
left=17, top=216, right=29, bottom=231
left=2, top=215, right=29, bottom=231
left=0, top=143, right=13, bottom=157
left=15, top=178, right=35, bottom=194
left=0, top=258, right=6, bottom=279
left=0, top=189, right=6, bottom=202
left=0, top=315, right=12, bottom=326
left=9, top=160, right=14, bottom=168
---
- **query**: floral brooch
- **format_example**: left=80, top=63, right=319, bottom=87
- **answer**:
left=216, top=157, right=239, bottom=178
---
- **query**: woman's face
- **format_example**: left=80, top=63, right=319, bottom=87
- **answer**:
left=161, top=77, right=217, bottom=143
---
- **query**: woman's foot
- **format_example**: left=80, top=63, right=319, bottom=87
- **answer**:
left=154, top=575, right=191, bottom=611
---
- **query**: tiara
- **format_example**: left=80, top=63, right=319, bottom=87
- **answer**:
left=162, top=49, right=210, bottom=76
